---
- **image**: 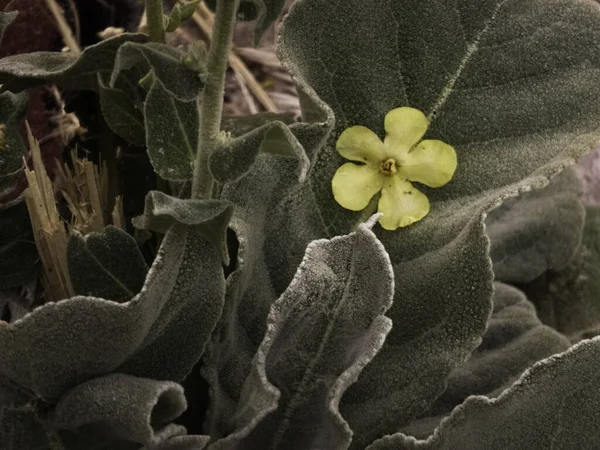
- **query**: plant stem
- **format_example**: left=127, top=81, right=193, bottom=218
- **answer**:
left=146, top=0, right=166, bottom=43
left=191, top=0, right=239, bottom=199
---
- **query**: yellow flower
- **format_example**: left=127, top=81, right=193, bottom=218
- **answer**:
left=331, top=107, right=457, bottom=230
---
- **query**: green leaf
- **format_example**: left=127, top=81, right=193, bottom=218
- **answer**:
left=0, top=33, right=148, bottom=93
left=166, top=1, right=201, bottom=32
left=133, top=190, right=233, bottom=264
left=209, top=121, right=310, bottom=184
left=221, top=112, right=296, bottom=138
left=210, top=218, right=393, bottom=450
left=367, top=337, right=600, bottom=450
left=205, top=0, right=283, bottom=45
left=98, top=76, right=146, bottom=146
left=399, top=282, right=570, bottom=440
left=67, top=226, right=149, bottom=303
left=486, top=168, right=585, bottom=284
left=0, top=201, right=38, bottom=290
left=144, top=81, right=200, bottom=180
left=278, top=0, right=600, bottom=444
left=52, top=374, right=208, bottom=448
left=0, top=91, right=28, bottom=200
left=0, top=11, right=17, bottom=45
left=0, top=221, right=225, bottom=401
left=111, top=42, right=205, bottom=102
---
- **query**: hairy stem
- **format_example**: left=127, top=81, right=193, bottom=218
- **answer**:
left=145, top=0, right=166, bottom=43
left=191, top=0, right=239, bottom=199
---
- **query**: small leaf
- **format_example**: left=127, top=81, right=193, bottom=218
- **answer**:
left=399, top=282, right=571, bottom=440
left=209, top=121, right=309, bottom=184
left=98, top=76, right=146, bottom=146
left=0, top=33, right=148, bottom=93
left=112, top=42, right=205, bottom=102
left=0, top=11, right=17, bottom=45
left=133, top=190, right=233, bottom=265
left=165, top=7, right=182, bottom=33
left=144, top=81, right=200, bottom=180
left=367, top=337, right=600, bottom=450
left=179, top=0, right=201, bottom=21
left=53, top=374, right=196, bottom=447
left=210, top=219, right=394, bottom=450
left=67, top=226, right=149, bottom=303
left=486, top=168, right=585, bottom=284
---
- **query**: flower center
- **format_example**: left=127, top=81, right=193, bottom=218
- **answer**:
left=380, top=158, right=397, bottom=175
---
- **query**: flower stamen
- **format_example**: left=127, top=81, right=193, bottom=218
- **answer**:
left=380, top=158, right=397, bottom=175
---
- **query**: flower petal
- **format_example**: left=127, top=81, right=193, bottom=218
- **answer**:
left=378, top=178, right=430, bottom=229
left=383, top=107, right=429, bottom=158
left=397, top=139, right=457, bottom=187
left=332, top=162, right=384, bottom=211
left=336, top=126, right=385, bottom=165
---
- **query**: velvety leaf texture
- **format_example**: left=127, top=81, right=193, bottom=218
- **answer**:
left=367, top=336, right=600, bottom=450
left=0, top=33, right=148, bottom=93
left=52, top=374, right=194, bottom=448
left=0, top=11, right=17, bottom=44
left=277, top=0, right=600, bottom=444
left=133, top=190, right=233, bottom=264
left=399, top=282, right=571, bottom=440
left=0, top=91, right=28, bottom=199
left=210, top=218, right=394, bottom=450
left=0, top=222, right=225, bottom=401
left=144, top=81, right=200, bottom=180
left=67, top=226, right=149, bottom=302
left=486, top=168, right=585, bottom=284
left=221, top=112, right=296, bottom=138
left=112, top=42, right=205, bottom=102
left=209, top=121, right=309, bottom=184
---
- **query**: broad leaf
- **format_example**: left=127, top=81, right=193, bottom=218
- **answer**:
left=399, top=282, right=570, bottom=440
left=0, top=33, right=148, bottom=93
left=367, top=336, right=600, bottom=450
left=0, top=221, right=225, bottom=401
left=0, top=405, right=56, bottom=450
left=133, top=190, right=233, bottom=264
left=486, top=168, right=585, bottom=284
left=221, top=112, right=296, bottom=138
left=98, top=76, right=146, bottom=146
left=144, top=81, right=200, bottom=180
left=0, top=201, right=38, bottom=290
left=67, top=226, right=149, bottom=302
left=209, top=121, right=310, bottom=184
left=210, top=218, right=393, bottom=450
left=53, top=374, right=205, bottom=448
left=205, top=0, right=285, bottom=45
left=112, top=42, right=205, bottom=102
left=278, top=0, right=600, bottom=444
left=0, top=11, right=17, bottom=44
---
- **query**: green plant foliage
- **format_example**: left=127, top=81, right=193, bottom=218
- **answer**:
left=143, top=81, right=200, bottom=180
left=0, top=90, right=28, bottom=199
left=0, top=33, right=148, bottom=93
left=52, top=374, right=208, bottom=449
left=277, top=0, right=600, bottom=444
left=209, top=121, right=310, bottom=184
left=399, top=282, right=571, bottom=440
left=209, top=218, right=393, bottom=450
left=133, top=190, right=233, bottom=264
left=98, top=76, right=146, bottom=146
left=165, top=1, right=202, bottom=32
left=205, top=0, right=285, bottom=45
left=367, top=337, right=600, bottom=450
left=221, top=112, right=296, bottom=138
left=111, top=42, right=205, bottom=102
left=0, top=11, right=17, bottom=44
left=67, top=226, right=149, bottom=302
left=0, top=221, right=225, bottom=401
left=486, top=168, right=585, bottom=284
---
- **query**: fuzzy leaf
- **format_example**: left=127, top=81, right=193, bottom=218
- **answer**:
left=486, top=168, right=585, bottom=284
left=278, top=0, right=600, bottom=444
left=0, top=405, right=56, bottom=450
left=367, top=336, right=600, bottom=450
left=112, top=42, right=204, bottom=102
left=0, top=201, right=38, bottom=290
left=144, top=81, right=200, bottom=180
left=399, top=282, right=570, bottom=440
left=0, top=11, right=17, bottom=44
left=0, top=222, right=225, bottom=401
left=221, top=112, right=296, bottom=138
left=210, top=218, right=394, bottom=450
left=209, top=121, right=310, bottom=184
left=205, top=0, right=284, bottom=45
left=67, top=226, right=149, bottom=302
left=0, top=33, right=148, bottom=93
left=0, top=91, right=28, bottom=199
left=52, top=374, right=200, bottom=448
left=98, top=76, right=146, bottom=146
left=133, top=190, right=233, bottom=264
